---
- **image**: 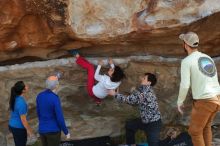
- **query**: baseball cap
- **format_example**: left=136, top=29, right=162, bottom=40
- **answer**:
left=179, top=32, right=199, bottom=47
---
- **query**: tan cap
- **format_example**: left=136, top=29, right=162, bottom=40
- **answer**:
left=179, top=32, right=199, bottom=47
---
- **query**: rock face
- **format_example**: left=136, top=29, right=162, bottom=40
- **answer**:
left=1, top=0, right=220, bottom=146
left=1, top=0, right=220, bottom=63
left=1, top=57, right=220, bottom=145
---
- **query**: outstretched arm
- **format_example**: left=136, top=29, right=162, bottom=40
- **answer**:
left=108, top=58, right=115, bottom=69
left=94, top=59, right=104, bottom=81
left=108, top=89, right=140, bottom=105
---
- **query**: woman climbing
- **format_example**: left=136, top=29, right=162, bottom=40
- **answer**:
left=68, top=49, right=126, bottom=105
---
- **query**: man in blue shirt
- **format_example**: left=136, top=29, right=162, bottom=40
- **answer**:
left=36, top=76, right=70, bottom=146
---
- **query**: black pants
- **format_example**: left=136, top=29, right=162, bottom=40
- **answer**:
left=126, top=118, right=162, bottom=146
left=40, top=132, right=61, bottom=146
left=9, top=126, right=27, bottom=146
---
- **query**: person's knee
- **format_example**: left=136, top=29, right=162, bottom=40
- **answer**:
left=148, top=132, right=159, bottom=142
left=88, top=65, right=94, bottom=70
left=188, top=126, right=202, bottom=136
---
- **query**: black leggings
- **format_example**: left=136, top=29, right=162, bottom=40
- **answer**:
left=9, top=126, right=27, bottom=146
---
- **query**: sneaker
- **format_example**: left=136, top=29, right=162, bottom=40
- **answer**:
left=67, top=49, right=79, bottom=56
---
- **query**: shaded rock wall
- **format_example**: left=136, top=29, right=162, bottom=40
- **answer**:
left=1, top=57, right=220, bottom=145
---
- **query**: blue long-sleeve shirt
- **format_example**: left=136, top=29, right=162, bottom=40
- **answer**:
left=36, top=89, right=68, bottom=135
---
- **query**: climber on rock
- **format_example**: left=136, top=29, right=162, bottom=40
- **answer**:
left=68, top=49, right=126, bottom=105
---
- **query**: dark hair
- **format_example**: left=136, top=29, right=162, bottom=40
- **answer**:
left=110, top=66, right=126, bottom=82
left=184, top=42, right=198, bottom=49
left=145, top=73, right=157, bottom=86
left=9, top=81, right=25, bottom=111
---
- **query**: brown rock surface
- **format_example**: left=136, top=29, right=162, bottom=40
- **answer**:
left=0, top=0, right=220, bottom=63
left=1, top=1, right=220, bottom=145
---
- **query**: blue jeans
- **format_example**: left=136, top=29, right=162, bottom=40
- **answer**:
left=9, top=125, right=27, bottom=146
left=126, top=118, right=162, bottom=146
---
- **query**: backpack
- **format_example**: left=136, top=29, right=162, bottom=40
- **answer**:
left=159, top=132, right=193, bottom=146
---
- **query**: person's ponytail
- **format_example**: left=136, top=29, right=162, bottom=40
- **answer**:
left=9, top=86, right=16, bottom=111
left=9, top=81, right=25, bottom=111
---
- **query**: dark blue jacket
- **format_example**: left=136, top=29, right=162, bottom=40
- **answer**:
left=36, top=89, right=68, bottom=135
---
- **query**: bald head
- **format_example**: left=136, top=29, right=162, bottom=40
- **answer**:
left=46, top=76, right=59, bottom=90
